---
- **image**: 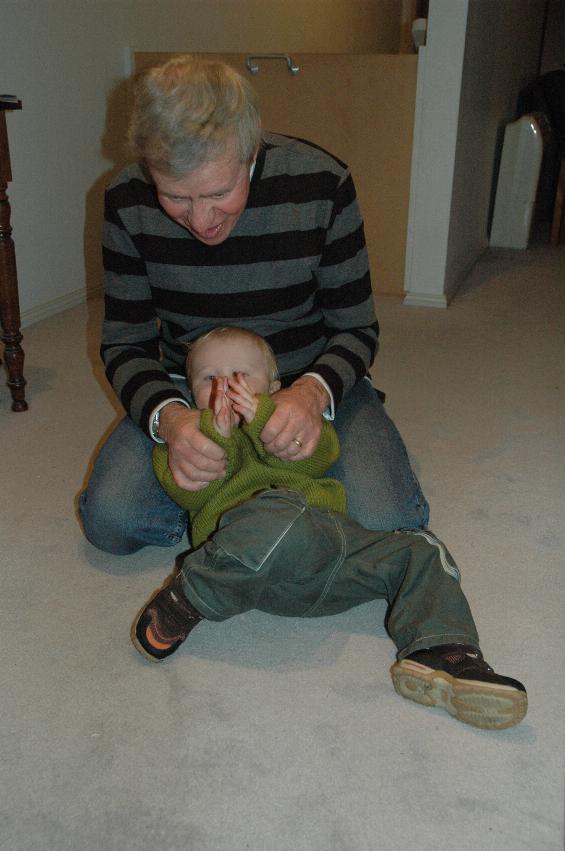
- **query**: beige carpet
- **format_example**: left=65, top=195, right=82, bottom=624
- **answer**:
left=1, top=244, right=563, bottom=850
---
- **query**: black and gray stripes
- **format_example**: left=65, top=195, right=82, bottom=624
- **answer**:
left=101, top=132, right=379, bottom=434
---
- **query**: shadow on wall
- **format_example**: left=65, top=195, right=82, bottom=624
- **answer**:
left=83, top=77, right=136, bottom=301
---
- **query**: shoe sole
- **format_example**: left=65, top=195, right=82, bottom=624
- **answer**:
left=390, top=659, right=528, bottom=729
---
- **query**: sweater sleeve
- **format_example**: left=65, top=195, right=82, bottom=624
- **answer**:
left=151, top=409, right=243, bottom=512
left=309, top=171, right=379, bottom=408
left=101, top=177, right=186, bottom=435
left=152, top=444, right=222, bottom=513
left=242, top=396, right=341, bottom=477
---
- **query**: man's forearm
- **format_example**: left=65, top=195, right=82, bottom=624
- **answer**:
left=292, top=374, right=331, bottom=416
left=157, top=402, right=196, bottom=443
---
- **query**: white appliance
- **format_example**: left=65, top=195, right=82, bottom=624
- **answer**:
left=490, top=114, right=544, bottom=249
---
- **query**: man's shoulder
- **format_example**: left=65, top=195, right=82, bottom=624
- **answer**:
left=105, top=163, right=154, bottom=208
left=261, top=132, right=349, bottom=179
left=106, top=162, right=146, bottom=189
left=104, top=164, right=157, bottom=217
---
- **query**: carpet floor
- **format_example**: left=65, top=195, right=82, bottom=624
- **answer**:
left=1, top=244, right=563, bottom=850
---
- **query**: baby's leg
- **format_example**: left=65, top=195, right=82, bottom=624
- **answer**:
left=179, top=490, right=477, bottom=648
left=132, top=494, right=527, bottom=728
left=316, top=515, right=525, bottom=729
left=307, top=518, right=480, bottom=655
left=131, top=487, right=330, bottom=662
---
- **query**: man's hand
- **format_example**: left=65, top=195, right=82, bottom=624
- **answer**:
left=158, top=402, right=226, bottom=491
left=260, top=376, right=330, bottom=460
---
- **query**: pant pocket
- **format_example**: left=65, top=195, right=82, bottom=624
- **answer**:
left=213, top=488, right=308, bottom=573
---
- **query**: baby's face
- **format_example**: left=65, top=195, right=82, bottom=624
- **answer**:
left=189, top=336, right=277, bottom=409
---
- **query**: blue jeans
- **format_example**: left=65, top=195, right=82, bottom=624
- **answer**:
left=79, top=379, right=429, bottom=554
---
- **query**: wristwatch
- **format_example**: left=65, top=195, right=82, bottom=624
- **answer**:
left=150, top=409, right=162, bottom=441
left=150, top=398, right=191, bottom=443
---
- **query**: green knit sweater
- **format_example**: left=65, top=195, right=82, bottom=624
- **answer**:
left=153, top=395, right=347, bottom=547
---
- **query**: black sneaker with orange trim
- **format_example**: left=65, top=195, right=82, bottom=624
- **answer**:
left=391, top=644, right=527, bottom=729
left=131, top=574, right=203, bottom=662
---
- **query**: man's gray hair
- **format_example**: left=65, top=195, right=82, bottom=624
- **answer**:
left=129, top=55, right=262, bottom=176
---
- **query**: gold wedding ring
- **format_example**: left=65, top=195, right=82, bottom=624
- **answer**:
left=293, top=438, right=303, bottom=447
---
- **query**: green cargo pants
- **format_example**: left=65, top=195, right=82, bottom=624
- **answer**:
left=179, top=489, right=479, bottom=659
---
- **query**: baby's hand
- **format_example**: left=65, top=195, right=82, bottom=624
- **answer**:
left=228, top=373, right=258, bottom=424
left=211, top=377, right=234, bottom=438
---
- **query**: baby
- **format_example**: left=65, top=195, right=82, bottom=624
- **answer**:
left=132, top=327, right=528, bottom=731
left=151, top=326, right=346, bottom=549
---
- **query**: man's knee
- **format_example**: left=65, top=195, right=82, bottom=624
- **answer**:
left=387, top=494, right=430, bottom=532
left=78, top=488, right=143, bottom=555
left=348, top=491, right=429, bottom=533
left=404, top=497, right=430, bottom=530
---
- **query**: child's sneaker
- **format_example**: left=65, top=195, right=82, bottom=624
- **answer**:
left=131, top=574, right=203, bottom=662
left=391, top=644, right=527, bottom=729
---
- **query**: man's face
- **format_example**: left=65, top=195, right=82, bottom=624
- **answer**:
left=150, top=147, right=253, bottom=246
left=189, top=336, right=279, bottom=410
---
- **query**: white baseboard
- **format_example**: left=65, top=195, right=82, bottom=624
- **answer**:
left=20, top=286, right=101, bottom=329
left=403, top=291, right=448, bottom=309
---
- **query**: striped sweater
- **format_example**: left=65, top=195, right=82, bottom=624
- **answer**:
left=102, top=132, right=379, bottom=435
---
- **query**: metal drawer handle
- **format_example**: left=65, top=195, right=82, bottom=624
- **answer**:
left=245, top=54, right=300, bottom=76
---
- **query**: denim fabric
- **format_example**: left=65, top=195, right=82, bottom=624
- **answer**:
left=180, top=489, right=479, bottom=659
left=79, top=416, right=188, bottom=555
left=79, top=379, right=428, bottom=554
left=330, top=379, right=429, bottom=531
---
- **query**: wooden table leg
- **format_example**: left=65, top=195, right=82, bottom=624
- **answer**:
left=0, top=180, right=27, bottom=411
left=0, top=108, right=27, bottom=411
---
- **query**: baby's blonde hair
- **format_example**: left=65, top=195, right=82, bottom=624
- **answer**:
left=185, top=326, right=279, bottom=386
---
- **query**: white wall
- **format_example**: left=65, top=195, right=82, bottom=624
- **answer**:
left=403, top=0, right=469, bottom=308
left=444, top=0, right=546, bottom=299
left=404, top=0, right=546, bottom=307
left=1, top=0, right=401, bottom=327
